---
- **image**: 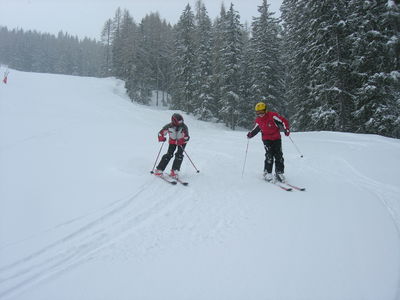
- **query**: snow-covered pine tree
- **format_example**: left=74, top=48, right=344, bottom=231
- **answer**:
left=118, top=10, right=137, bottom=81
left=308, top=0, right=354, bottom=132
left=281, top=0, right=315, bottom=131
left=348, top=0, right=400, bottom=138
left=126, top=17, right=149, bottom=104
left=282, top=0, right=399, bottom=137
left=210, top=4, right=227, bottom=121
left=218, top=3, right=244, bottom=129
left=250, top=0, right=285, bottom=114
left=193, top=0, right=215, bottom=120
left=171, top=4, right=197, bottom=112
left=133, top=13, right=171, bottom=104
left=119, top=12, right=174, bottom=105
left=236, top=24, right=255, bottom=129
left=101, top=19, right=113, bottom=77
left=157, top=20, right=174, bottom=106
left=111, top=8, right=124, bottom=78
left=282, top=0, right=354, bottom=132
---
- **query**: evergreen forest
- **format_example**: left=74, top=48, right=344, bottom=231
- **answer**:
left=0, top=0, right=399, bottom=138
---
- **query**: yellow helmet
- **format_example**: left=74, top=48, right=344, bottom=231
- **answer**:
left=255, top=102, right=267, bottom=112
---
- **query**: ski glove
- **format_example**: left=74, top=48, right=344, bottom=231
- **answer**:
left=284, top=129, right=290, bottom=136
left=247, top=132, right=252, bottom=139
left=158, top=136, right=166, bottom=142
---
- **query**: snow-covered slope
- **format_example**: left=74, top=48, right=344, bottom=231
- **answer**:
left=1, top=69, right=400, bottom=300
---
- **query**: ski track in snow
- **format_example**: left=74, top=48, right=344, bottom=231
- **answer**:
left=341, top=160, right=400, bottom=231
left=304, top=145, right=400, bottom=233
left=299, top=139, right=400, bottom=300
left=0, top=164, right=253, bottom=299
left=0, top=173, right=247, bottom=300
left=0, top=178, right=194, bottom=299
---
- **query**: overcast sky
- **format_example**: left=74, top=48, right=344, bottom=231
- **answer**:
left=0, top=0, right=283, bottom=40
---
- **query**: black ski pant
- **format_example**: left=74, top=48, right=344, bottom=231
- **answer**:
left=156, top=144, right=186, bottom=171
left=263, top=139, right=284, bottom=174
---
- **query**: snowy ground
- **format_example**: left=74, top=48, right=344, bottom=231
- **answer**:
left=1, top=69, right=400, bottom=300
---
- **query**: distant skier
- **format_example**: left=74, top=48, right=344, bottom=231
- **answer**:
left=3, top=70, right=9, bottom=84
left=153, top=113, right=190, bottom=179
left=246, top=102, right=290, bottom=182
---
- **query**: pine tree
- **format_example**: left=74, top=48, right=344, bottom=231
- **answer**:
left=282, top=0, right=399, bottom=137
left=172, top=4, right=197, bottom=112
left=157, top=20, right=175, bottom=106
left=281, top=0, right=312, bottom=129
left=349, top=0, right=400, bottom=137
left=132, top=13, right=165, bottom=104
left=250, top=0, right=285, bottom=114
left=311, top=0, right=354, bottom=131
left=282, top=0, right=354, bottom=132
left=111, top=8, right=125, bottom=78
left=218, top=3, right=244, bottom=129
left=101, top=19, right=113, bottom=76
left=210, top=4, right=227, bottom=121
left=193, top=0, right=215, bottom=120
left=237, top=25, right=255, bottom=129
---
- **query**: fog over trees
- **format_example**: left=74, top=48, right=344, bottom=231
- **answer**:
left=1, top=0, right=399, bottom=137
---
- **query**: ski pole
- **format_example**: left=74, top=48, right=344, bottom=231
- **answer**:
left=180, top=146, right=200, bottom=173
left=241, top=139, right=250, bottom=178
left=150, top=141, right=165, bottom=173
left=288, top=135, right=304, bottom=158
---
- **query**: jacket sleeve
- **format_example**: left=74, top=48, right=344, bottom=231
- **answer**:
left=273, top=114, right=290, bottom=131
left=248, top=122, right=261, bottom=138
left=158, top=123, right=170, bottom=138
left=183, top=124, right=190, bottom=141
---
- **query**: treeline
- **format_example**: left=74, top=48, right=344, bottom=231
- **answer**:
left=0, top=0, right=399, bottom=137
left=105, top=0, right=400, bottom=137
left=104, top=2, right=285, bottom=130
left=0, top=27, right=104, bottom=76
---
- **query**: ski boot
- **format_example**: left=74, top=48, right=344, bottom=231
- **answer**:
left=153, top=169, right=163, bottom=176
left=170, top=169, right=179, bottom=179
left=275, top=172, right=286, bottom=183
left=264, top=171, right=273, bottom=182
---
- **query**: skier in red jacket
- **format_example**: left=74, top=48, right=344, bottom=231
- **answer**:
left=247, top=102, right=290, bottom=182
left=154, top=113, right=190, bottom=178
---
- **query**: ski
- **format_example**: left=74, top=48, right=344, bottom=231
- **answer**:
left=150, top=171, right=177, bottom=185
left=157, top=175, right=177, bottom=185
left=265, top=179, right=292, bottom=191
left=175, top=178, right=189, bottom=186
left=168, top=175, right=189, bottom=186
left=284, top=182, right=306, bottom=191
left=274, top=182, right=292, bottom=191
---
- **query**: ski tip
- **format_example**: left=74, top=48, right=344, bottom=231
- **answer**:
left=196, top=170, right=200, bottom=173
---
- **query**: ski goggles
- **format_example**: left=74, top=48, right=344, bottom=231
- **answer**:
left=256, top=110, right=266, bottom=116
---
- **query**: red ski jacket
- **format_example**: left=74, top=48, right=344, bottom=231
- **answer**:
left=158, top=123, right=190, bottom=145
left=248, top=111, right=289, bottom=141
